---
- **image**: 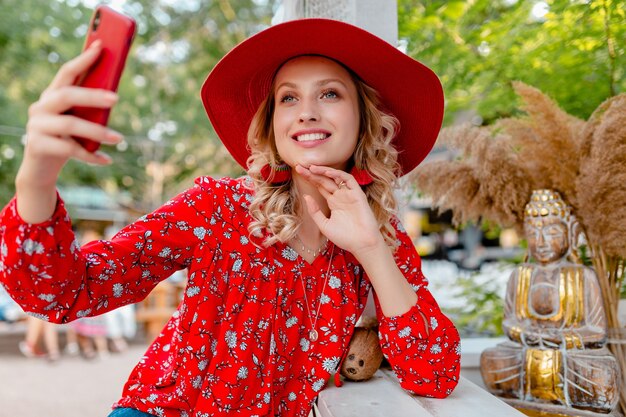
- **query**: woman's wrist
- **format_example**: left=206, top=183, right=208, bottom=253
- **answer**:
left=16, top=155, right=63, bottom=190
left=15, top=159, right=61, bottom=224
left=350, top=233, right=388, bottom=264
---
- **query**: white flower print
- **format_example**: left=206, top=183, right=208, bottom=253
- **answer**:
left=198, top=360, right=208, bottom=371
left=322, top=356, right=340, bottom=373
left=270, top=333, right=276, bottom=355
left=232, top=259, right=242, bottom=272
left=430, top=317, right=438, bottom=330
left=281, top=247, right=298, bottom=261
left=38, top=293, right=55, bottom=302
left=225, top=330, right=237, bottom=348
left=320, top=294, right=330, bottom=304
left=288, top=392, right=296, bottom=401
left=300, top=338, right=310, bottom=352
left=430, top=343, right=442, bottom=354
left=263, top=392, right=271, bottom=403
left=186, top=286, right=200, bottom=297
left=176, top=221, right=190, bottom=230
left=398, top=327, right=411, bottom=338
left=328, top=275, right=341, bottom=289
left=312, top=378, right=326, bottom=392
left=240, top=236, right=249, bottom=245
left=22, top=239, right=44, bottom=256
left=237, top=366, right=248, bottom=379
left=158, top=247, right=171, bottom=258
left=28, top=312, right=48, bottom=321
left=112, top=283, right=123, bottom=298
left=76, top=308, right=92, bottom=318
left=193, top=227, right=207, bottom=240
left=0, top=241, right=6, bottom=257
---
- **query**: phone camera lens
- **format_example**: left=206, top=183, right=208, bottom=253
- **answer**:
left=92, top=11, right=101, bottom=31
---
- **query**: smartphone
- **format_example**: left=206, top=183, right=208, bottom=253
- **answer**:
left=68, top=5, right=136, bottom=152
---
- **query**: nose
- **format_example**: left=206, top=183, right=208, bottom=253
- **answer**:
left=537, top=232, right=545, bottom=246
left=298, top=99, right=319, bottom=123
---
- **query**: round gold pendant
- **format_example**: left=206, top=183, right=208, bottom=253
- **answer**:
left=309, top=329, right=318, bottom=342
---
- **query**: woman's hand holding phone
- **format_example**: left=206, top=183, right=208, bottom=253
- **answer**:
left=16, top=5, right=134, bottom=223
left=15, top=41, right=124, bottom=224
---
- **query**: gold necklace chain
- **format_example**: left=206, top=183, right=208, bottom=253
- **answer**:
left=299, top=243, right=335, bottom=342
left=294, top=234, right=329, bottom=258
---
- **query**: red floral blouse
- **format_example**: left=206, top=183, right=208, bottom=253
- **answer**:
left=0, top=176, right=460, bottom=417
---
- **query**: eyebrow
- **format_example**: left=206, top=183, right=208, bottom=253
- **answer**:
left=275, top=78, right=349, bottom=92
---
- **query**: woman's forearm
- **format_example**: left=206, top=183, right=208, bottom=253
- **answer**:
left=354, top=238, right=418, bottom=317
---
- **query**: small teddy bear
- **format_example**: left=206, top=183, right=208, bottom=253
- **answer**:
left=335, top=316, right=384, bottom=386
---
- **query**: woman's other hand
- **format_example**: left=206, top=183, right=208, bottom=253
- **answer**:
left=295, top=164, right=385, bottom=257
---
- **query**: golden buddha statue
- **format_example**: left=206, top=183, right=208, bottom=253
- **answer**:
left=480, top=190, right=620, bottom=415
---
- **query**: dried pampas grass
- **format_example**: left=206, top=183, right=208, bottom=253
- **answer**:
left=577, top=95, right=626, bottom=258
left=505, top=82, right=585, bottom=207
left=410, top=83, right=626, bottom=259
left=410, top=122, right=531, bottom=232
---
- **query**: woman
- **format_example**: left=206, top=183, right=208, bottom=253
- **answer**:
left=0, top=18, right=460, bottom=417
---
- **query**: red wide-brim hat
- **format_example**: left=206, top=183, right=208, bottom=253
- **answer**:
left=201, top=18, right=444, bottom=176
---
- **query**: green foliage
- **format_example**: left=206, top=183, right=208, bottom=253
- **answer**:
left=399, top=0, right=625, bottom=125
left=0, top=0, right=276, bottom=209
left=1, top=0, right=623, bottom=212
left=444, top=272, right=506, bottom=337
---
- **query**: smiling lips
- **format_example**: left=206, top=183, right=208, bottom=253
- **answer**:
left=292, top=130, right=331, bottom=143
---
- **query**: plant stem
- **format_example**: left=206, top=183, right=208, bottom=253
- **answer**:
left=601, top=0, right=617, bottom=97
left=591, top=244, right=625, bottom=414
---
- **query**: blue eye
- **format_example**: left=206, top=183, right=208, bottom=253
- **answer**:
left=280, top=94, right=296, bottom=103
left=322, top=90, right=338, bottom=99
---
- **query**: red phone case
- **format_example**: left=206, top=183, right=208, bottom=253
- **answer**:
left=69, top=5, right=136, bottom=152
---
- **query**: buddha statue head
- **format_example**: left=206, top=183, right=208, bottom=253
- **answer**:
left=524, top=189, right=573, bottom=265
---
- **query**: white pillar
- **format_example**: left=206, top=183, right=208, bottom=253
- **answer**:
left=275, top=0, right=398, bottom=46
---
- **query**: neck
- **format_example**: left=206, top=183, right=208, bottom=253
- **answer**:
left=291, top=171, right=329, bottom=244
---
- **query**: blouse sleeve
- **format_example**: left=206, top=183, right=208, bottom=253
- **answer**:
left=372, top=218, right=461, bottom=398
left=0, top=177, right=218, bottom=324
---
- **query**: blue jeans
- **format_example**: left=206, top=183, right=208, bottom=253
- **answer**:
left=108, top=408, right=156, bottom=417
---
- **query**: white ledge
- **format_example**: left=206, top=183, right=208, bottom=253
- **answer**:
left=318, top=370, right=525, bottom=417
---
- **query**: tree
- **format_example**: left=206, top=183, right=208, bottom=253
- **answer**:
left=0, top=0, right=278, bottom=209
left=398, top=0, right=625, bottom=125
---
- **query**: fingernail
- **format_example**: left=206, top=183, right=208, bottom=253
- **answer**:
left=96, top=151, right=112, bottom=164
left=90, top=40, right=102, bottom=50
left=106, top=129, right=123, bottom=143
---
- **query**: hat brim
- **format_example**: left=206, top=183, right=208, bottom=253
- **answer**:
left=201, top=18, right=443, bottom=176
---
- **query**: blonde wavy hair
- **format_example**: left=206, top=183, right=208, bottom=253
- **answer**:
left=246, top=58, right=401, bottom=249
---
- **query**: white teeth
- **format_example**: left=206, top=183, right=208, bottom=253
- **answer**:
left=295, top=133, right=328, bottom=142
